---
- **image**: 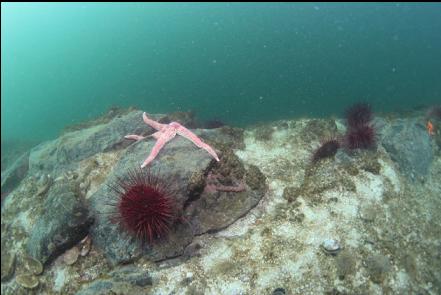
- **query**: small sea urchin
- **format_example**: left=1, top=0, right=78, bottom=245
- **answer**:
left=345, top=103, right=373, bottom=129
left=312, top=139, right=340, bottom=163
left=108, top=168, right=177, bottom=244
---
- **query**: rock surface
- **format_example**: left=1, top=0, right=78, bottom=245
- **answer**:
left=27, top=182, right=94, bottom=265
left=1, top=111, right=440, bottom=295
left=380, top=118, right=434, bottom=178
left=0, top=251, right=16, bottom=282
left=76, top=266, right=152, bottom=295
left=28, top=110, right=159, bottom=175
left=90, top=127, right=265, bottom=265
left=1, top=152, right=29, bottom=198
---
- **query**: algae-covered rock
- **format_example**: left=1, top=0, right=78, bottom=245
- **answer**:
left=16, top=274, right=39, bottom=289
left=282, top=186, right=300, bottom=203
left=185, top=149, right=266, bottom=235
left=365, top=254, right=391, bottom=283
left=90, top=128, right=265, bottom=265
left=360, top=155, right=381, bottom=175
left=255, top=125, right=274, bottom=141
left=28, top=110, right=164, bottom=175
left=300, top=119, right=338, bottom=142
left=23, top=256, right=43, bottom=275
left=27, top=182, right=94, bottom=265
left=159, top=110, right=198, bottom=128
left=1, top=251, right=16, bottom=282
left=1, top=152, right=29, bottom=198
left=198, top=126, right=245, bottom=150
left=63, top=247, right=80, bottom=265
left=336, top=250, right=356, bottom=279
left=61, top=106, right=135, bottom=135
left=75, top=265, right=152, bottom=295
left=381, top=119, right=433, bottom=178
left=90, top=135, right=210, bottom=265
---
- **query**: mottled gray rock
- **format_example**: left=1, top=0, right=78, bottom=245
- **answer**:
left=186, top=154, right=266, bottom=235
left=75, top=266, right=152, bottom=295
left=380, top=119, right=433, bottom=178
left=1, top=152, right=29, bottom=197
left=1, top=250, right=16, bottom=282
left=91, top=129, right=266, bottom=265
left=365, top=254, right=391, bottom=283
left=199, top=126, right=245, bottom=150
left=27, top=182, right=94, bottom=265
left=75, top=280, right=114, bottom=295
left=109, top=265, right=153, bottom=287
left=90, top=136, right=211, bottom=265
left=28, top=110, right=163, bottom=175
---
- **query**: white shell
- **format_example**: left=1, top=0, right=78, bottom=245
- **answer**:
left=321, top=238, right=341, bottom=254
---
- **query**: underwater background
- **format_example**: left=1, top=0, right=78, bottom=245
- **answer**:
left=2, top=3, right=441, bottom=294
left=2, top=2, right=441, bottom=144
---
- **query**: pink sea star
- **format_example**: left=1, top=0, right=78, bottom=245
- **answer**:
left=125, top=112, right=220, bottom=168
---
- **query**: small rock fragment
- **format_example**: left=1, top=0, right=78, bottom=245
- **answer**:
left=321, top=239, right=341, bottom=255
left=36, top=175, right=52, bottom=196
left=23, top=256, right=44, bottom=275
left=336, top=250, right=356, bottom=279
left=27, top=182, right=94, bottom=265
left=16, top=274, right=39, bottom=289
left=1, top=251, right=16, bottom=282
left=79, top=179, right=91, bottom=195
left=359, top=205, right=377, bottom=222
left=366, top=254, right=391, bottom=283
left=80, top=236, right=91, bottom=257
left=63, top=247, right=80, bottom=265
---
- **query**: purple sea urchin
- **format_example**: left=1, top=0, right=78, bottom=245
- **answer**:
left=345, top=103, right=373, bottom=129
left=312, top=139, right=340, bottom=163
left=344, top=125, right=376, bottom=150
left=107, top=168, right=177, bottom=244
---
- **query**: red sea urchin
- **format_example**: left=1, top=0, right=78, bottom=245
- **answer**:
left=344, top=125, right=376, bottom=150
left=312, top=139, right=340, bottom=163
left=345, top=103, right=373, bottom=129
left=108, top=168, right=177, bottom=244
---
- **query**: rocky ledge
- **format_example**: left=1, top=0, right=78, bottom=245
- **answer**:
left=1, top=108, right=440, bottom=294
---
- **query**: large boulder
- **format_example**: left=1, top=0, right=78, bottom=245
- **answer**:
left=28, top=110, right=161, bottom=175
left=27, top=182, right=94, bottom=265
left=380, top=118, right=434, bottom=179
left=90, top=129, right=266, bottom=265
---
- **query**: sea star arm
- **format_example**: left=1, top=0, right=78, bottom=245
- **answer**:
left=175, top=123, right=220, bottom=161
left=140, top=127, right=177, bottom=168
left=143, top=112, right=167, bottom=131
left=125, top=130, right=163, bottom=141
left=141, top=139, right=168, bottom=168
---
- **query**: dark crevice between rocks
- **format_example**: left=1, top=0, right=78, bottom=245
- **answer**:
left=153, top=250, right=192, bottom=265
left=45, top=215, right=94, bottom=266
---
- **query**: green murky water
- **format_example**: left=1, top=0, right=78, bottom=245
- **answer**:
left=2, top=3, right=441, bottom=142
